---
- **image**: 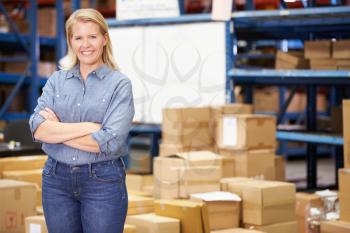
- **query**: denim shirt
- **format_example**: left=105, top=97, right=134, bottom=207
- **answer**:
left=29, top=64, right=135, bottom=165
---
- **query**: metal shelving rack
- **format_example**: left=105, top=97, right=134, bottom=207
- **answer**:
left=229, top=6, right=350, bottom=189
left=0, top=0, right=66, bottom=121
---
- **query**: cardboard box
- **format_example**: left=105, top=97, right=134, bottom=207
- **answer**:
left=338, top=65, right=350, bottom=70
left=128, top=154, right=151, bottom=173
left=159, top=143, right=214, bottom=156
left=25, top=215, right=47, bottom=233
left=3, top=169, right=42, bottom=189
left=219, top=149, right=275, bottom=180
left=126, top=174, right=153, bottom=193
left=275, top=51, right=309, bottom=69
left=297, top=216, right=307, bottom=233
left=4, top=62, right=28, bottom=74
left=191, top=191, right=241, bottom=230
left=343, top=100, right=350, bottom=168
left=336, top=59, right=350, bottom=66
left=245, top=221, right=297, bottom=233
left=295, top=192, right=323, bottom=217
left=220, top=177, right=253, bottom=192
left=242, top=181, right=296, bottom=225
left=310, top=59, right=337, bottom=70
left=0, top=155, right=47, bottom=178
left=128, top=195, right=154, bottom=215
left=333, top=40, right=350, bottom=59
left=339, top=169, right=350, bottom=222
left=38, top=8, right=56, bottom=37
left=0, top=179, right=37, bottom=233
left=154, top=151, right=221, bottom=199
left=275, top=156, right=285, bottom=181
left=162, top=107, right=213, bottom=147
left=154, top=199, right=210, bottom=233
left=38, top=61, right=56, bottom=78
left=212, top=104, right=253, bottom=120
left=216, top=115, right=276, bottom=150
left=304, top=41, right=332, bottom=59
left=211, top=228, right=266, bottom=233
left=124, top=224, right=137, bottom=233
left=218, top=155, right=235, bottom=178
left=126, top=213, right=180, bottom=233
left=320, top=221, right=350, bottom=233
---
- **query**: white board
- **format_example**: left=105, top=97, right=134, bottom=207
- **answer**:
left=109, top=22, right=227, bottom=123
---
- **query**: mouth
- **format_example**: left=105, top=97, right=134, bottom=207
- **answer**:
left=80, top=51, right=94, bottom=56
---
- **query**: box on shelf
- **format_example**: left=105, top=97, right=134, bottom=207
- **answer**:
left=162, top=107, right=213, bottom=147
left=0, top=179, right=37, bottom=233
left=275, top=51, right=309, bottom=69
left=154, top=199, right=210, bottom=233
left=310, top=59, right=337, bottom=70
left=275, top=156, right=285, bottom=181
left=126, top=213, right=180, bottom=233
left=304, top=40, right=332, bottom=59
left=332, top=40, right=350, bottom=59
left=216, top=114, right=276, bottom=150
left=343, top=100, right=350, bottom=168
left=37, top=8, right=56, bottom=37
left=245, top=221, right=297, bottom=233
left=0, top=155, right=47, bottom=178
left=339, top=168, right=350, bottom=222
left=190, top=191, right=241, bottom=230
left=127, top=195, right=154, bottom=215
left=320, top=220, right=350, bottom=233
left=219, top=148, right=275, bottom=180
left=38, top=61, right=56, bottom=78
left=25, top=215, right=48, bottom=233
left=242, top=181, right=296, bottom=225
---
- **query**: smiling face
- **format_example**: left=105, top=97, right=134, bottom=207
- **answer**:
left=70, top=20, right=107, bottom=69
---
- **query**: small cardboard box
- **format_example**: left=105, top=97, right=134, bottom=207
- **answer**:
left=190, top=191, right=241, bottom=230
left=124, top=224, right=137, bottom=233
left=216, top=114, right=276, bottom=150
left=242, top=181, right=296, bottom=225
left=127, top=195, right=154, bottom=215
left=295, top=192, right=323, bottom=217
left=245, top=221, right=297, bottom=233
left=154, top=199, right=210, bottom=233
left=304, top=41, right=332, bottom=59
left=3, top=169, right=42, bottom=189
left=321, top=220, right=350, bottom=233
left=0, top=155, right=47, bottom=178
left=126, top=213, right=180, bottom=233
left=339, top=168, right=350, bottom=222
left=333, top=40, right=350, bottom=59
left=0, top=179, right=37, bottom=233
left=310, top=59, right=337, bottom=70
left=275, top=51, right=309, bottom=69
left=343, top=100, right=350, bottom=168
left=25, top=215, right=48, bottom=233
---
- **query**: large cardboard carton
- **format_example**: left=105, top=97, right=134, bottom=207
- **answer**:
left=304, top=41, right=332, bottom=59
left=220, top=177, right=253, bottom=192
left=154, top=151, right=221, bottom=199
left=333, top=40, right=350, bottom=59
left=295, top=193, right=323, bottom=217
left=159, top=143, right=214, bottom=156
left=216, top=115, right=276, bottom=150
left=0, top=155, right=47, bottom=178
left=320, top=221, right=350, bottom=233
left=245, top=221, right=297, bottom=233
left=162, top=107, right=213, bottom=147
left=25, top=216, right=47, bottom=233
left=127, top=195, right=154, bottom=215
left=218, top=155, right=235, bottom=178
left=191, top=191, right=241, bottom=230
left=310, top=59, right=337, bottom=70
left=124, top=224, right=137, bottom=233
left=242, top=181, right=296, bottom=225
left=219, top=149, right=275, bottom=180
left=274, top=156, right=285, bottom=181
left=339, top=168, right=350, bottom=222
left=126, top=213, right=180, bottom=233
left=0, top=180, right=37, bottom=233
left=3, top=169, right=42, bottom=189
left=154, top=199, right=210, bottom=233
left=126, top=174, right=153, bottom=194
left=343, top=100, right=350, bottom=168
left=211, top=228, right=266, bottom=233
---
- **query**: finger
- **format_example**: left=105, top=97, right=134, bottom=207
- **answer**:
left=45, top=107, right=56, bottom=116
left=39, top=111, right=50, bottom=119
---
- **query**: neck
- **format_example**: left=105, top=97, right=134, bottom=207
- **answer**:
left=80, top=62, right=104, bottom=80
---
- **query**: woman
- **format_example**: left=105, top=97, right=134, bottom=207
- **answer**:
left=29, top=8, right=134, bottom=233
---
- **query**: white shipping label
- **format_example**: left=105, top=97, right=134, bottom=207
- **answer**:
left=222, top=116, right=238, bottom=146
left=29, top=224, right=41, bottom=233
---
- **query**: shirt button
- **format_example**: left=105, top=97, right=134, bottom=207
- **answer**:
left=72, top=157, right=76, bottom=161
left=92, top=71, right=96, bottom=74
left=77, top=103, right=80, bottom=106
left=56, top=94, right=59, bottom=97
left=112, top=133, right=116, bottom=136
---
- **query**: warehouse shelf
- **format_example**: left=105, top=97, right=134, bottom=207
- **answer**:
left=0, top=32, right=56, bottom=47
left=0, top=72, right=47, bottom=86
left=277, top=131, right=343, bottom=145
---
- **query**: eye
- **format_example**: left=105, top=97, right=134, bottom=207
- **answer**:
left=90, top=35, right=97, bottom=39
left=74, top=36, right=81, bottom=40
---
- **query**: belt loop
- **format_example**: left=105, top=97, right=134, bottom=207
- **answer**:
left=120, top=157, right=126, bottom=169
left=88, top=163, right=92, bottom=177
left=52, top=159, right=58, bottom=175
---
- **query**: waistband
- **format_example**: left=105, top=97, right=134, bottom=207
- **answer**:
left=47, top=156, right=126, bottom=170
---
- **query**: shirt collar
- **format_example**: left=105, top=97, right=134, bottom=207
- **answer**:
left=66, top=64, right=112, bottom=80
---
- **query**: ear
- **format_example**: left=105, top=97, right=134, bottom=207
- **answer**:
left=103, top=33, right=108, bottom=46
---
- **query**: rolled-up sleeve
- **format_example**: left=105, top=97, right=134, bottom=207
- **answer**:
left=92, top=78, right=135, bottom=155
left=28, top=71, right=57, bottom=141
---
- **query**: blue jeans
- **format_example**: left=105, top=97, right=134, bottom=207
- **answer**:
left=42, top=157, right=128, bottom=233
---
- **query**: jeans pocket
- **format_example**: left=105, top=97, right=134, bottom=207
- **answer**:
left=91, top=163, right=123, bottom=183
left=42, top=158, right=55, bottom=177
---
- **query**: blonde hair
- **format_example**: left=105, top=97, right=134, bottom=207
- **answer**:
left=59, top=8, right=119, bottom=70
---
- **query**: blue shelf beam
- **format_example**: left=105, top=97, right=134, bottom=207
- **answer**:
left=276, top=131, right=343, bottom=145
left=0, top=73, right=47, bottom=86
left=0, top=33, right=56, bottom=47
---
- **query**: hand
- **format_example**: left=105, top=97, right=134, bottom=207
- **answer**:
left=39, top=107, right=60, bottom=122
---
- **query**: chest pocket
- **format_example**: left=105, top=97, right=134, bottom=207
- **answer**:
left=84, top=95, right=110, bottom=123
left=53, top=93, right=70, bottom=122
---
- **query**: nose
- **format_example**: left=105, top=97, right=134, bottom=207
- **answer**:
left=82, top=38, right=91, bottom=47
